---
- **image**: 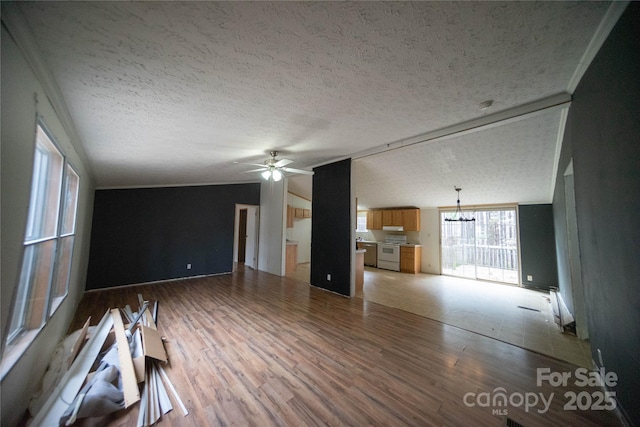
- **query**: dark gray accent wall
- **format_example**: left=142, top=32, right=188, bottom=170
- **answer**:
left=553, top=4, right=640, bottom=424
left=519, top=204, right=558, bottom=291
left=310, top=159, right=351, bottom=296
left=86, top=183, right=260, bottom=289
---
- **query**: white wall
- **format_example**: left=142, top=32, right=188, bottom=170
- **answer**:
left=258, top=179, right=287, bottom=275
left=417, top=208, right=441, bottom=274
left=1, top=18, right=95, bottom=425
left=286, top=193, right=312, bottom=263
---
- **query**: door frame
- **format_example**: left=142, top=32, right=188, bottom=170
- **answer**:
left=234, top=204, right=260, bottom=270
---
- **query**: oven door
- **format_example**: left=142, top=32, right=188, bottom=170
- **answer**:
left=377, top=244, right=400, bottom=271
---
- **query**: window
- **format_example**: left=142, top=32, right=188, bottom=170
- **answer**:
left=5, top=123, right=79, bottom=345
left=356, top=212, right=367, bottom=232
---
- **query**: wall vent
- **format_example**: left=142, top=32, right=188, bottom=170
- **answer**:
left=505, top=417, right=524, bottom=427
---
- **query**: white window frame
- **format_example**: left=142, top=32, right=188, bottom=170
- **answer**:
left=5, top=121, right=80, bottom=346
left=356, top=211, right=367, bottom=232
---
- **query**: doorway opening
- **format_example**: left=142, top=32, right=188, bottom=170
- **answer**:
left=234, top=204, right=259, bottom=270
left=440, top=207, right=519, bottom=285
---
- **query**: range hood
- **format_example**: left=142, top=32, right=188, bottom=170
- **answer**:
left=382, top=226, right=404, bottom=231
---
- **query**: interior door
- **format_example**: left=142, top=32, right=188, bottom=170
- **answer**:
left=238, top=209, right=247, bottom=263
left=244, top=206, right=258, bottom=269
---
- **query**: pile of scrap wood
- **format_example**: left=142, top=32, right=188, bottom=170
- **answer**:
left=30, top=295, right=188, bottom=426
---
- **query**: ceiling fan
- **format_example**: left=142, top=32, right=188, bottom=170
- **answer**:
left=239, top=151, right=313, bottom=181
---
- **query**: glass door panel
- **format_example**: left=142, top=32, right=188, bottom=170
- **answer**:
left=441, top=216, right=476, bottom=279
left=441, top=208, right=519, bottom=284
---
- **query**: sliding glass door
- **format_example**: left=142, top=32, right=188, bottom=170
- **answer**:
left=440, top=207, right=519, bottom=284
left=441, top=219, right=477, bottom=279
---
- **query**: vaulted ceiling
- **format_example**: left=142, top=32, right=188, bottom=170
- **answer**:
left=13, top=1, right=617, bottom=207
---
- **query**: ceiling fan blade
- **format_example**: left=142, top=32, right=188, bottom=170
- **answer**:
left=233, top=161, right=268, bottom=167
left=281, top=167, right=314, bottom=175
left=243, top=168, right=267, bottom=173
left=274, top=158, right=293, bottom=167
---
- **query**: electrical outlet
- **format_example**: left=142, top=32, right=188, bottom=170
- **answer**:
left=187, top=263, right=192, bottom=270
left=327, top=274, right=331, bottom=281
left=527, top=275, right=533, bottom=281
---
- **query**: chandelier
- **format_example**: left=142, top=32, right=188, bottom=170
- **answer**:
left=444, top=187, right=475, bottom=222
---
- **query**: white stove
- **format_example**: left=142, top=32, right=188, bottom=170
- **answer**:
left=377, top=234, right=406, bottom=272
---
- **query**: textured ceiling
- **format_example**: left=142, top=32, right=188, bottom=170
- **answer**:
left=15, top=1, right=612, bottom=206
left=354, top=108, right=562, bottom=209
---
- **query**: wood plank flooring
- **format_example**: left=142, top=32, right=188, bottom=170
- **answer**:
left=68, top=269, right=622, bottom=426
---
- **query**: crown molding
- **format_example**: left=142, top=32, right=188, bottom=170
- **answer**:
left=1, top=3, right=96, bottom=184
left=567, top=1, right=629, bottom=93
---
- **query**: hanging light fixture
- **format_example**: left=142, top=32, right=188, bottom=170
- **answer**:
left=444, top=186, right=475, bottom=222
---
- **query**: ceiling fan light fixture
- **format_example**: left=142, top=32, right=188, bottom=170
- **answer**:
left=240, top=150, right=313, bottom=181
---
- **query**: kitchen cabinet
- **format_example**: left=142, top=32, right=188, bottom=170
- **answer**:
left=355, top=249, right=365, bottom=292
left=294, top=208, right=312, bottom=218
left=382, top=209, right=403, bottom=226
left=367, top=210, right=383, bottom=230
left=367, top=208, right=420, bottom=231
left=287, top=205, right=294, bottom=228
left=286, top=242, right=298, bottom=273
left=402, top=209, right=421, bottom=231
left=400, top=245, right=422, bottom=274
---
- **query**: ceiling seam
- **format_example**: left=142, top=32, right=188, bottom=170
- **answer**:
left=350, top=93, right=572, bottom=163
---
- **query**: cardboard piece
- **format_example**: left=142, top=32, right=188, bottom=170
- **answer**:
left=67, top=316, right=91, bottom=367
left=132, top=322, right=168, bottom=383
left=141, top=325, right=167, bottom=362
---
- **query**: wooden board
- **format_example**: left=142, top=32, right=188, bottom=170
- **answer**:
left=110, top=308, right=141, bottom=408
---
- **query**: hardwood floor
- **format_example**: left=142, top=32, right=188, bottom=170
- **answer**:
left=288, top=264, right=591, bottom=368
left=68, top=270, right=622, bottom=426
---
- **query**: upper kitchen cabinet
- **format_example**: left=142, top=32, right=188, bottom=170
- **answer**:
left=367, top=208, right=420, bottom=231
left=294, top=208, right=311, bottom=218
left=382, top=209, right=403, bottom=226
left=367, top=210, right=383, bottom=230
left=402, top=209, right=420, bottom=231
left=287, top=205, right=294, bottom=228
